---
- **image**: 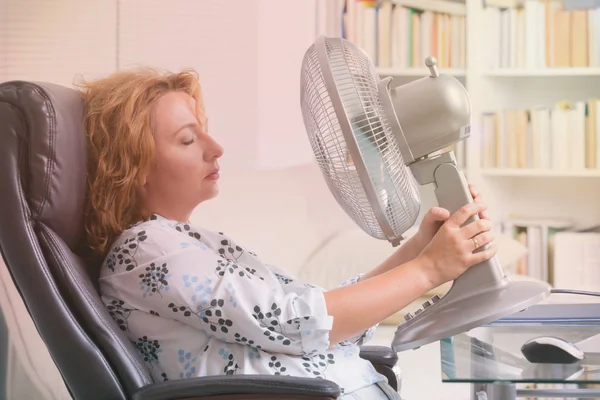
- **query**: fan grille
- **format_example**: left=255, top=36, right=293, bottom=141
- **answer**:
left=300, top=36, right=420, bottom=242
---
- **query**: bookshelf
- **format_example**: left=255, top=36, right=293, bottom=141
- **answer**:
left=335, top=2, right=600, bottom=396
left=325, top=2, right=600, bottom=397
left=326, top=1, right=600, bottom=212
left=481, top=168, right=600, bottom=177
left=392, top=0, right=466, bottom=15
left=329, top=0, right=600, bottom=288
left=483, top=67, right=600, bottom=77
left=465, top=0, right=600, bottom=229
left=336, top=0, right=467, bottom=76
left=376, top=67, right=466, bottom=76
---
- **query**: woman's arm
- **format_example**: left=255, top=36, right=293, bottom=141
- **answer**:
left=324, top=201, right=496, bottom=345
left=361, top=184, right=490, bottom=282
left=325, top=254, right=433, bottom=344
left=359, top=233, right=426, bottom=281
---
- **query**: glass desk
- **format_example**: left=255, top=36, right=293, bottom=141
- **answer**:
left=440, top=306, right=600, bottom=400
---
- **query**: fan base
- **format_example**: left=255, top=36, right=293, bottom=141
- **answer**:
left=391, top=276, right=550, bottom=352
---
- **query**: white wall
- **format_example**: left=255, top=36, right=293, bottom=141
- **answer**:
left=256, top=0, right=317, bottom=169
left=0, top=258, right=72, bottom=400
left=118, top=0, right=262, bottom=173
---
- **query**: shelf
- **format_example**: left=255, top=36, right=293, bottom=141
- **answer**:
left=392, top=0, right=466, bottom=15
left=482, top=68, right=600, bottom=77
left=479, top=169, right=600, bottom=177
left=482, top=0, right=523, bottom=8
left=377, top=67, right=466, bottom=77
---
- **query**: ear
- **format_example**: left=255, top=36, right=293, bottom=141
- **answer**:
left=136, top=173, right=148, bottom=199
left=137, top=166, right=151, bottom=186
left=139, top=174, right=147, bottom=187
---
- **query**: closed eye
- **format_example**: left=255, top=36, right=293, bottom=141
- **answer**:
left=182, top=129, right=198, bottom=145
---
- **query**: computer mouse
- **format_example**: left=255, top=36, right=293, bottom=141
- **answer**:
left=521, top=336, right=584, bottom=364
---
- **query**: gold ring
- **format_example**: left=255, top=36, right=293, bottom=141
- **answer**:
left=472, top=237, right=479, bottom=250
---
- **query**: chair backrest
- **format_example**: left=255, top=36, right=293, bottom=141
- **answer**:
left=0, top=81, right=153, bottom=400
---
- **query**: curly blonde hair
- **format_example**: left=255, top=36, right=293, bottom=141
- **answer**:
left=78, top=67, right=204, bottom=256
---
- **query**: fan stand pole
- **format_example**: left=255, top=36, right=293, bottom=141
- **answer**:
left=409, top=150, right=506, bottom=299
left=389, top=150, right=549, bottom=352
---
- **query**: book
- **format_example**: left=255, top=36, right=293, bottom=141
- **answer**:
left=500, top=217, right=572, bottom=284
left=479, top=99, right=600, bottom=171
left=340, top=0, right=466, bottom=69
left=483, top=0, right=600, bottom=69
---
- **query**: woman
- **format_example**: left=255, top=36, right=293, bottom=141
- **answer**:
left=80, top=68, right=496, bottom=400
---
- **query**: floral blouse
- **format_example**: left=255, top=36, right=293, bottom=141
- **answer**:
left=99, top=214, right=387, bottom=396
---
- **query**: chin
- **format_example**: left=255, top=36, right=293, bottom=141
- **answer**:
left=203, top=187, right=220, bottom=202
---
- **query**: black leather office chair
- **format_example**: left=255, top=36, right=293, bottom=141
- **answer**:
left=0, top=80, right=400, bottom=400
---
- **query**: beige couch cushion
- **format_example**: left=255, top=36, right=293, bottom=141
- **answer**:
left=190, top=166, right=323, bottom=277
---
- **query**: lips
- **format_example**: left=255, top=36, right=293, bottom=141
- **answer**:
left=206, top=168, right=220, bottom=180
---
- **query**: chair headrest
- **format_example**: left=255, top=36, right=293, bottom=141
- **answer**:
left=0, top=81, right=87, bottom=250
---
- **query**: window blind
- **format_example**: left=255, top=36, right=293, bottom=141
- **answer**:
left=0, top=0, right=319, bottom=170
left=0, top=0, right=7, bottom=83
left=2, top=0, right=117, bottom=87
left=0, top=1, right=5, bottom=83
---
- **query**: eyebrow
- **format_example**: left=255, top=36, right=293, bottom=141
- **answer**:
left=172, top=122, right=199, bottom=137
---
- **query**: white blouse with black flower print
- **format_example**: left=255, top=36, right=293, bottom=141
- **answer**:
left=99, top=214, right=387, bottom=396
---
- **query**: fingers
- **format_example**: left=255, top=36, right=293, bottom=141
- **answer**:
left=470, top=183, right=489, bottom=220
left=474, top=196, right=489, bottom=220
left=425, top=206, right=450, bottom=222
left=460, top=218, right=493, bottom=239
left=469, top=241, right=498, bottom=265
left=468, top=183, right=478, bottom=198
left=468, top=230, right=495, bottom=255
left=446, top=202, right=488, bottom=228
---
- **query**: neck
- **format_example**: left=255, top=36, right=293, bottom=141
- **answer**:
left=145, top=204, right=192, bottom=224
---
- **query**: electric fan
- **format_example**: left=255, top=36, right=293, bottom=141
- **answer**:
left=299, top=35, right=551, bottom=352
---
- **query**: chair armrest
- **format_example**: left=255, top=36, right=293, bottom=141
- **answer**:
left=131, top=374, right=341, bottom=400
left=359, top=345, right=398, bottom=368
left=359, top=345, right=401, bottom=392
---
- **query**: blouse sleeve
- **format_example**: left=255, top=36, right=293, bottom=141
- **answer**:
left=103, top=239, right=334, bottom=357
left=337, top=274, right=378, bottom=346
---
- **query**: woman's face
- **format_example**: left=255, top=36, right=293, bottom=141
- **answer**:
left=139, top=90, right=223, bottom=222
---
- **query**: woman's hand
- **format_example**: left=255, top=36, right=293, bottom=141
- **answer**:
left=413, top=183, right=489, bottom=253
left=469, top=183, right=489, bottom=220
left=361, top=184, right=492, bottom=282
left=325, top=200, right=496, bottom=344
left=417, top=201, right=497, bottom=288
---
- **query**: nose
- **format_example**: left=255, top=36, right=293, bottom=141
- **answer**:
left=204, top=134, right=224, bottom=160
